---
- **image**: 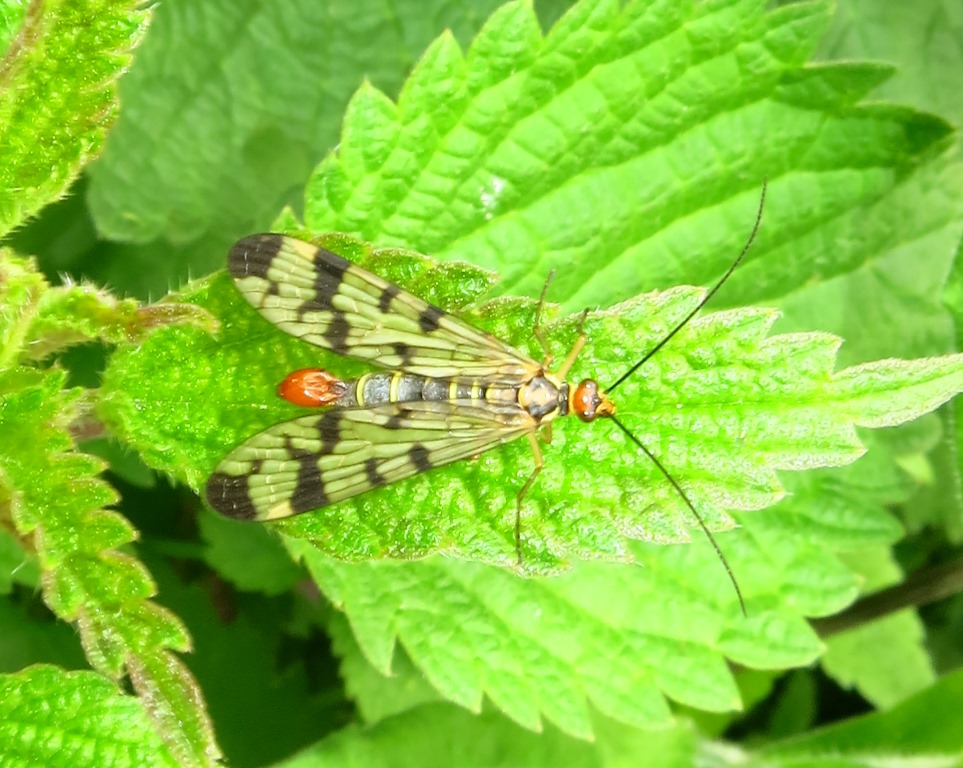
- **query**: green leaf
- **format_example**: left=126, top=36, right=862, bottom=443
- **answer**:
left=817, top=0, right=963, bottom=125
left=756, top=667, right=963, bottom=764
left=943, top=232, right=963, bottom=543
left=295, top=548, right=816, bottom=737
left=833, top=355, right=963, bottom=427
left=0, top=241, right=214, bottom=402
left=271, top=702, right=599, bottom=768
left=772, top=158, right=961, bottom=366
left=269, top=670, right=963, bottom=768
left=0, top=246, right=215, bottom=365
left=0, top=665, right=176, bottom=767
left=84, top=0, right=551, bottom=248
left=0, top=254, right=221, bottom=766
left=302, top=0, right=953, bottom=313
left=328, top=612, right=443, bottom=724
left=133, top=553, right=344, bottom=768
left=0, top=0, right=148, bottom=234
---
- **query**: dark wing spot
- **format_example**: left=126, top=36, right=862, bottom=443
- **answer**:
left=392, top=342, right=411, bottom=364
left=316, top=411, right=343, bottom=456
left=287, top=248, right=353, bottom=348
left=379, top=284, right=400, bottom=314
left=322, top=311, right=351, bottom=354
left=311, top=247, right=350, bottom=307
left=409, top=444, right=432, bottom=474
left=385, top=414, right=406, bottom=430
left=228, top=234, right=283, bottom=281
left=281, top=412, right=344, bottom=514
left=290, top=447, right=328, bottom=514
left=365, top=458, right=388, bottom=488
left=205, top=473, right=258, bottom=520
left=418, top=305, right=444, bottom=333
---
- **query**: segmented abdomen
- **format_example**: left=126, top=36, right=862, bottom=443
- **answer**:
left=336, top=371, right=519, bottom=409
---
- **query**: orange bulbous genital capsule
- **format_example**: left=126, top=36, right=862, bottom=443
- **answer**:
left=277, top=368, right=347, bottom=407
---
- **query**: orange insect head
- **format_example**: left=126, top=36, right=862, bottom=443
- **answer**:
left=571, top=379, right=615, bottom=422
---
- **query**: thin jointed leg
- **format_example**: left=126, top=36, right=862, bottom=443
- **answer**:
left=555, top=309, right=589, bottom=379
left=533, top=271, right=556, bottom=365
left=515, top=432, right=544, bottom=564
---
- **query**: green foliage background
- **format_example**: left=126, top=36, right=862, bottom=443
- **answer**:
left=2, top=0, right=963, bottom=766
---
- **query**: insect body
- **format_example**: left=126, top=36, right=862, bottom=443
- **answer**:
left=205, top=233, right=610, bottom=525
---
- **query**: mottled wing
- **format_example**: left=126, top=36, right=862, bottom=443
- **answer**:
left=206, top=401, right=535, bottom=521
left=229, top=234, right=538, bottom=380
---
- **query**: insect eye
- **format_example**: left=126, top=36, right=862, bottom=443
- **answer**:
left=573, top=379, right=601, bottom=422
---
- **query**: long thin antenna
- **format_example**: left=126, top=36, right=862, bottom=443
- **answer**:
left=607, top=180, right=767, bottom=394
left=603, top=182, right=768, bottom=616
left=610, top=415, right=747, bottom=616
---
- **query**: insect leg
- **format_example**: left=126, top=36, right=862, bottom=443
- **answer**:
left=533, top=270, right=556, bottom=366
left=515, top=431, right=544, bottom=564
left=555, top=309, right=589, bottom=379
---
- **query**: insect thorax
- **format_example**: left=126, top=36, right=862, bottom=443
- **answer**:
left=517, top=372, right=569, bottom=421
